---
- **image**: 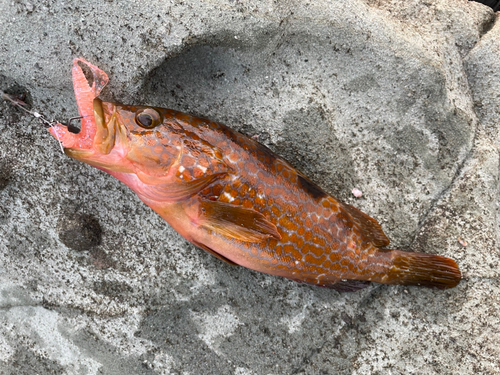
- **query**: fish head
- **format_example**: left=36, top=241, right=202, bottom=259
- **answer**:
left=98, top=100, right=229, bottom=188
left=90, top=99, right=185, bottom=181
left=49, top=59, right=183, bottom=180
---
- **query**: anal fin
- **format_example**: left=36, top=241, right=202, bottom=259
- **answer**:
left=192, top=240, right=239, bottom=266
left=290, top=277, right=371, bottom=292
left=329, top=279, right=371, bottom=292
left=198, top=199, right=281, bottom=243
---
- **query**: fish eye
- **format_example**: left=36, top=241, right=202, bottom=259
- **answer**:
left=135, top=108, right=162, bottom=128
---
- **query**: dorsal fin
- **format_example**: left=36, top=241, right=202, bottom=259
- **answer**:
left=341, top=203, right=390, bottom=247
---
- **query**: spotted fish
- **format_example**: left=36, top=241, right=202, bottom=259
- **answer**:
left=49, top=58, right=461, bottom=291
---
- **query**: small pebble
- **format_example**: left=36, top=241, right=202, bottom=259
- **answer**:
left=458, top=237, right=468, bottom=247
left=352, top=188, right=362, bottom=198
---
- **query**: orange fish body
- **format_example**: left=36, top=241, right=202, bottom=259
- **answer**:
left=49, top=59, right=461, bottom=291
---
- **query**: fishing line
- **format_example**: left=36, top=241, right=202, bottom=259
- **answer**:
left=1, top=90, right=85, bottom=154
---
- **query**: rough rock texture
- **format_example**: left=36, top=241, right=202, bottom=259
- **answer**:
left=0, top=0, right=499, bottom=374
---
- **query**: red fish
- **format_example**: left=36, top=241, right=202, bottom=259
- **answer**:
left=49, top=58, right=461, bottom=291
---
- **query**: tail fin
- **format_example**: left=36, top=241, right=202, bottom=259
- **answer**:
left=386, top=250, right=461, bottom=289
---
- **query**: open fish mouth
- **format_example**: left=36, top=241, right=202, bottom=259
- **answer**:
left=48, top=58, right=109, bottom=153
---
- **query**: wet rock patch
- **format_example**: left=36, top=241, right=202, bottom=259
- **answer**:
left=57, top=213, right=102, bottom=251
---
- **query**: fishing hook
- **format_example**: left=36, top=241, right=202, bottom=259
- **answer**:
left=64, top=116, right=83, bottom=134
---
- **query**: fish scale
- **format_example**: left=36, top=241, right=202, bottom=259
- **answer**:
left=48, top=58, right=461, bottom=292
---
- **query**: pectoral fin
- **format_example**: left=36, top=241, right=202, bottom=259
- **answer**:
left=141, top=173, right=226, bottom=202
left=198, top=199, right=281, bottom=243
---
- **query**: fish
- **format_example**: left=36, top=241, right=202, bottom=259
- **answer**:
left=48, top=58, right=461, bottom=292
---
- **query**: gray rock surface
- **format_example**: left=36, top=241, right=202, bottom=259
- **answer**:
left=0, top=0, right=499, bottom=373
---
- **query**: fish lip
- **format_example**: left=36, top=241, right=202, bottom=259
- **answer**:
left=93, top=99, right=122, bottom=155
left=63, top=147, right=93, bottom=160
left=93, top=97, right=105, bottom=131
left=56, top=99, right=105, bottom=160
left=54, top=99, right=105, bottom=160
